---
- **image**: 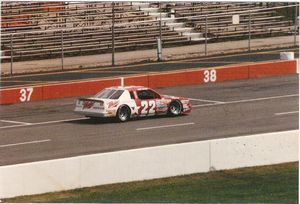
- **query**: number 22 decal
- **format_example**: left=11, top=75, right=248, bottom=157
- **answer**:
left=141, top=100, right=156, bottom=115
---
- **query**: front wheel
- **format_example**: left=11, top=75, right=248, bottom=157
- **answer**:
left=116, top=106, right=131, bottom=122
left=168, top=101, right=182, bottom=116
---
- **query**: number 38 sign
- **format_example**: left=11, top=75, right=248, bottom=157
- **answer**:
left=19, top=87, right=33, bottom=102
left=203, top=69, right=217, bottom=83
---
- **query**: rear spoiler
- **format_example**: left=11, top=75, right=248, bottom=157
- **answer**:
left=78, top=98, right=103, bottom=102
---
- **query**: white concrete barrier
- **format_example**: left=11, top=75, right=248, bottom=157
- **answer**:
left=210, top=130, right=299, bottom=170
left=0, top=130, right=298, bottom=199
left=0, top=142, right=210, bottom=198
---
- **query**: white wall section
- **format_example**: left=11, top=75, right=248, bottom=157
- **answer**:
left=210, top=130, right=299, bottom=170
left=0, top=130, right=298, bottom=199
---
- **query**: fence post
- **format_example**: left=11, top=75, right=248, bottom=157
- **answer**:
left=157, top=38, right=162, bottom=61
left=112, top=2, right=115, bottom=66
left=61, top=30, right=64, bottom=71
left=205, top=15, right=208, bottom=56
left=159, top=1, right=163, bottom=61
left=294, top=4, right=298, bottom=46
left=120, top=77, right=124, bottom=86
left=10, top=34, right=13, bottom=76
left=248, top=10, right=251, bottom=53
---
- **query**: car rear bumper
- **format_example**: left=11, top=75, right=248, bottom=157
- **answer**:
left=74, top=109, right=116, bottom=118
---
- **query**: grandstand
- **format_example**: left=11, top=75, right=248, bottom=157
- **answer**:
left=1, top=2, right=297, bottom=61
left=169, top=2, right=295, bottom=40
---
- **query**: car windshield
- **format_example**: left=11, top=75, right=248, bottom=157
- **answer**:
left=94, top=89, right=124, bottom=99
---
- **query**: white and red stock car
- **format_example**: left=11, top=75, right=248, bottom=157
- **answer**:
left=74, top=86, right=192, bottom=122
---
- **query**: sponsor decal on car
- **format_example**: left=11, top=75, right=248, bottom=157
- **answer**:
left=131, top=105, right=140, bottom=115
left=108, top=100, right=119, bottom=108
left=83, top=101, right=95, bottom=109
left=156, top=100, right=168, bottom=111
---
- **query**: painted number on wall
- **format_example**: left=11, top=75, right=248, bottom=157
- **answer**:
left=204, top=69, right=217, bottom=83
left=20, top=87, right=33, bottom=102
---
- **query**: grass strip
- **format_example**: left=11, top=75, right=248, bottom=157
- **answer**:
left=5, top=162, right=298, bottom=203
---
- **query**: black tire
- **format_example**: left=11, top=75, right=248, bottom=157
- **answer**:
left=116, top=105, right=131, bottom=122
left=168, top=100, right=182, bottom=116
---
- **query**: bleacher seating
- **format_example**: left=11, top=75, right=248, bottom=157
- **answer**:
left=1, top=23, right=190, bottom=59
left=166, top=2, right=297, bottom=40
left=1, top=2, right=297, bottom=61
left=1, top=2, right=191, bottom=60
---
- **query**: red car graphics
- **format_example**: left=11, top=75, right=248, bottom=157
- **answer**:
left=75, top=86, right=192, bottom=122
left=82, top=101, right=95, bottom=109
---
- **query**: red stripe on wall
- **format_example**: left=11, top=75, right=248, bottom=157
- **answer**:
left=0, top=60, right=297, bottom=105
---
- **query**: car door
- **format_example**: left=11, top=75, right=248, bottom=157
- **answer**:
left=135, top=89, right=160, bottom=116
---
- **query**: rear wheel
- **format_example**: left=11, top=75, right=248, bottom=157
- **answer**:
left=116, top=106, right=131, bottom=122
left=168, top=101, right=182, bottom=116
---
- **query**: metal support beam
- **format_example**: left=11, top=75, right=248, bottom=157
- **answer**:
left=158, top=2, right=163, bottom=61
left=159, top=2, right=162, bottom=42
left=248, top=11, right=251, bottom=53
left=294, top=4, right=298, bottom=46
left=112, top=2, right=115, bottom=66
left=205, top=15, right=208, bottom=56
left=10, top=34, right=13, bottom=76
left=61, top=30, right=64, bottom=70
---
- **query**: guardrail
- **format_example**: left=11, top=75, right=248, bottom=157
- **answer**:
left=0, top=130, right=298, bottom=199
left=0, top=59, right=297, bottom=104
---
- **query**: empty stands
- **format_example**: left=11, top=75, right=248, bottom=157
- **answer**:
left=1, top=2, right=297, bottom=61
left=1, top=2, right=191, bottom=60
left=166, top=2, right=296, bottom=40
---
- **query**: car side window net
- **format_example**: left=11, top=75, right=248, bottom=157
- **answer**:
left=137, top=90, right=155, bottom=100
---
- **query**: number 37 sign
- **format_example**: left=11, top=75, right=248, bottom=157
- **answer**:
left=19, top=87, right=33, bottom=102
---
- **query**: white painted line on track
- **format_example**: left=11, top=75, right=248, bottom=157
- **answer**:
left=275, top=111, right=299, bottom=116
left=188, top=98, right=224, bottom=103
left=0, top=139, right=51, bottom=148
left=0, top=117, right=88, bottom=130
left=0, top=119, right=32, bottom=125
left=193, top=94, right=299, bottom=108
left=0, top=94, right=297, bottom=130
left=137, top=122, right=195, bottom=131
left=30, top=117, right=88, bottom=126
left=0, top=124, right=29, bottom=129
left=222, top=94, right=299, bottom=103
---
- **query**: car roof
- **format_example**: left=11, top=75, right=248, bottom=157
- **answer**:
left=107, top=86, right=150, bottom=91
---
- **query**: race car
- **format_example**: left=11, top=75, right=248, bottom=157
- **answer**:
left=74, top=86, right=192, bottom=122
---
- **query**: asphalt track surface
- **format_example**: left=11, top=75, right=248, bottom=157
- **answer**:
left=0, top=74, right=298, bottom=166
left=1, top=47, right=299, bottom=87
